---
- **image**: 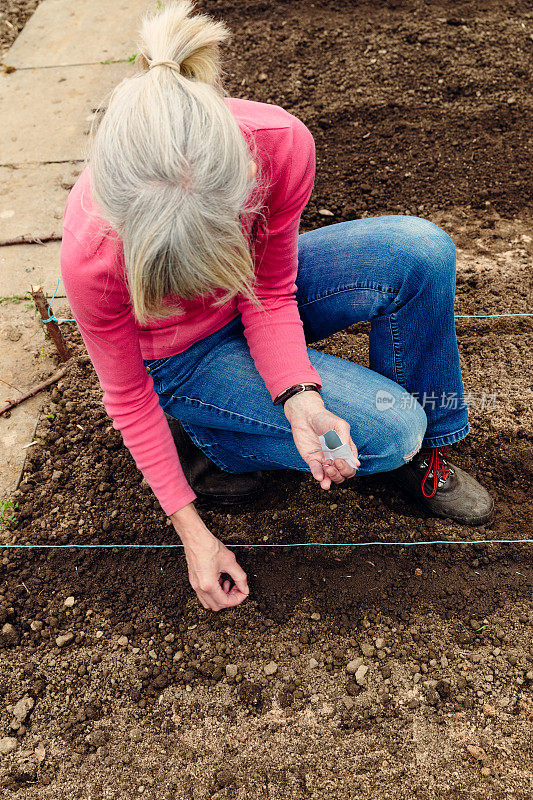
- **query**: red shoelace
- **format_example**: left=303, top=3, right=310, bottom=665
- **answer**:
left=419, top=445, right=451, bottom=499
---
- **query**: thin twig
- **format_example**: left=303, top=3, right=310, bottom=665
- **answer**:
left=0, top=367, right=67, bottom=416
left=0, top=377, right=23, bottom=394
left=30, top=285, right=71, bottom=362
left=0, top=233, right=62, bottom=247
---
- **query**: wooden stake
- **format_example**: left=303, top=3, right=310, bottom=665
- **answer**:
left=30, top=285, right=71, bottom=362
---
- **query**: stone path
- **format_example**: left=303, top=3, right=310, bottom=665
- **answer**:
left=0, top=0, right=152, bottom=499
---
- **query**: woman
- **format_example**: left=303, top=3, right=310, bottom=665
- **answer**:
left=61, top=1, right=493, bottom=612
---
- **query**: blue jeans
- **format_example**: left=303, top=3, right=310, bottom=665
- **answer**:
left=144, top=215, right=469, bottom=476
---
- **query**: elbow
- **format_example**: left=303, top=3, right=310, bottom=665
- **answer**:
left=102, top=382, right=162, bottom=431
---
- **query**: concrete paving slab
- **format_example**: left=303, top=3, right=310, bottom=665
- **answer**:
left=0, top=62, right=131, bottom=164
left=5, top=0, right=152, bottom=69
left=0, top=395, right=42, bottom=500
left=1, top=241, right=63, bottom=297
left=0, top=163, right=82, bottom=241
left=0, top=300, right=56, bottom=500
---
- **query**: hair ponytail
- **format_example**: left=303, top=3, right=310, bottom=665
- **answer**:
left=134, top=0, right=227, bottom=88
left=88, top=0, right=269, bottom=324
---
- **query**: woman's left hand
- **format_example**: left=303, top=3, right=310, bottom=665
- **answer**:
left=283, top=391, right=361, bottom=490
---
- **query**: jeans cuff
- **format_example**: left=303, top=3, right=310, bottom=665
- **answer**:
left=421, top=421, right=470, bottom=449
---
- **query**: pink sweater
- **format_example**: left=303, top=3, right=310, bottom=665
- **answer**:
left=60, top=96, right=323, bottom=516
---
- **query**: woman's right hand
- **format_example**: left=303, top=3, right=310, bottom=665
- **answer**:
left=170, top=503, right=249, bottom=611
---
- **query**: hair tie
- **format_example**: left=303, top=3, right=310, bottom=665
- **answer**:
left=148, top=60, right=182, bottom=74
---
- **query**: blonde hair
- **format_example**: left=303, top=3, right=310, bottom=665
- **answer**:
left=88, top=0, right=269, bottom=324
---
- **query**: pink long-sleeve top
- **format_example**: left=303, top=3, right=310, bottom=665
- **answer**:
left=60, top=96, right=323, bottom=516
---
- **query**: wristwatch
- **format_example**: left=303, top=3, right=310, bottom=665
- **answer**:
left=273, top=382, right=321, bottom=406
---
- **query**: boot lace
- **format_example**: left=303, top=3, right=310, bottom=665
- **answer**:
left=419, top=445, right=453, bottom=499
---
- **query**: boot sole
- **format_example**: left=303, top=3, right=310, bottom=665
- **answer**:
left=418, top=499, right=495, bottom=526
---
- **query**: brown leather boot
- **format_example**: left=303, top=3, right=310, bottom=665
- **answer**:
left=166, top=416, right=266, bottom=505
left=388, top=445, right=494, bottom=526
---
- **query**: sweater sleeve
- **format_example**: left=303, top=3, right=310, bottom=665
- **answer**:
left=236, top=115, right=323, bottom=401
left=60, top=227, right=197, bottom=517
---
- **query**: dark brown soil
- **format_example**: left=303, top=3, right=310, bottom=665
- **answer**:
left=0, top=1, right=532, bottom=798
left=228, top=0, right=532, bottom=222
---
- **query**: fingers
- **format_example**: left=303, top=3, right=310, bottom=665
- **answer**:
left=196, top=581, right=247, bottom=611
left=193, top=554, right=250, bottom=612
left=309, top=457, right=351, bottom=488
left=200, top=583, right=245, bottom=611
left=323, top=458, right=355, bottom=483
left=323, top=463, right=344, bottom=484
left=309, top=458, right=325, bottom=483
left=337, top=456, right=359, bottom=476
left=224, top=558, right=250, bottom=596
left=332, top=458, right=356, bottom=478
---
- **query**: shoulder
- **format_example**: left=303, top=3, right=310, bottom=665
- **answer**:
left=61, top=166, right=125, bottom=284
left=223, top=96, right=315, bottom=203
left=63, top=166, right=114, bottom=253
left=223, top=95, right=314, bottom=156
left=223, top=96, right=305, bottom=131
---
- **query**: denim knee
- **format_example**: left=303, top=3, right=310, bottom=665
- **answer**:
left=396, top=216, right=456, bottom=296
left=358, top=395, right=428, bottom=474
